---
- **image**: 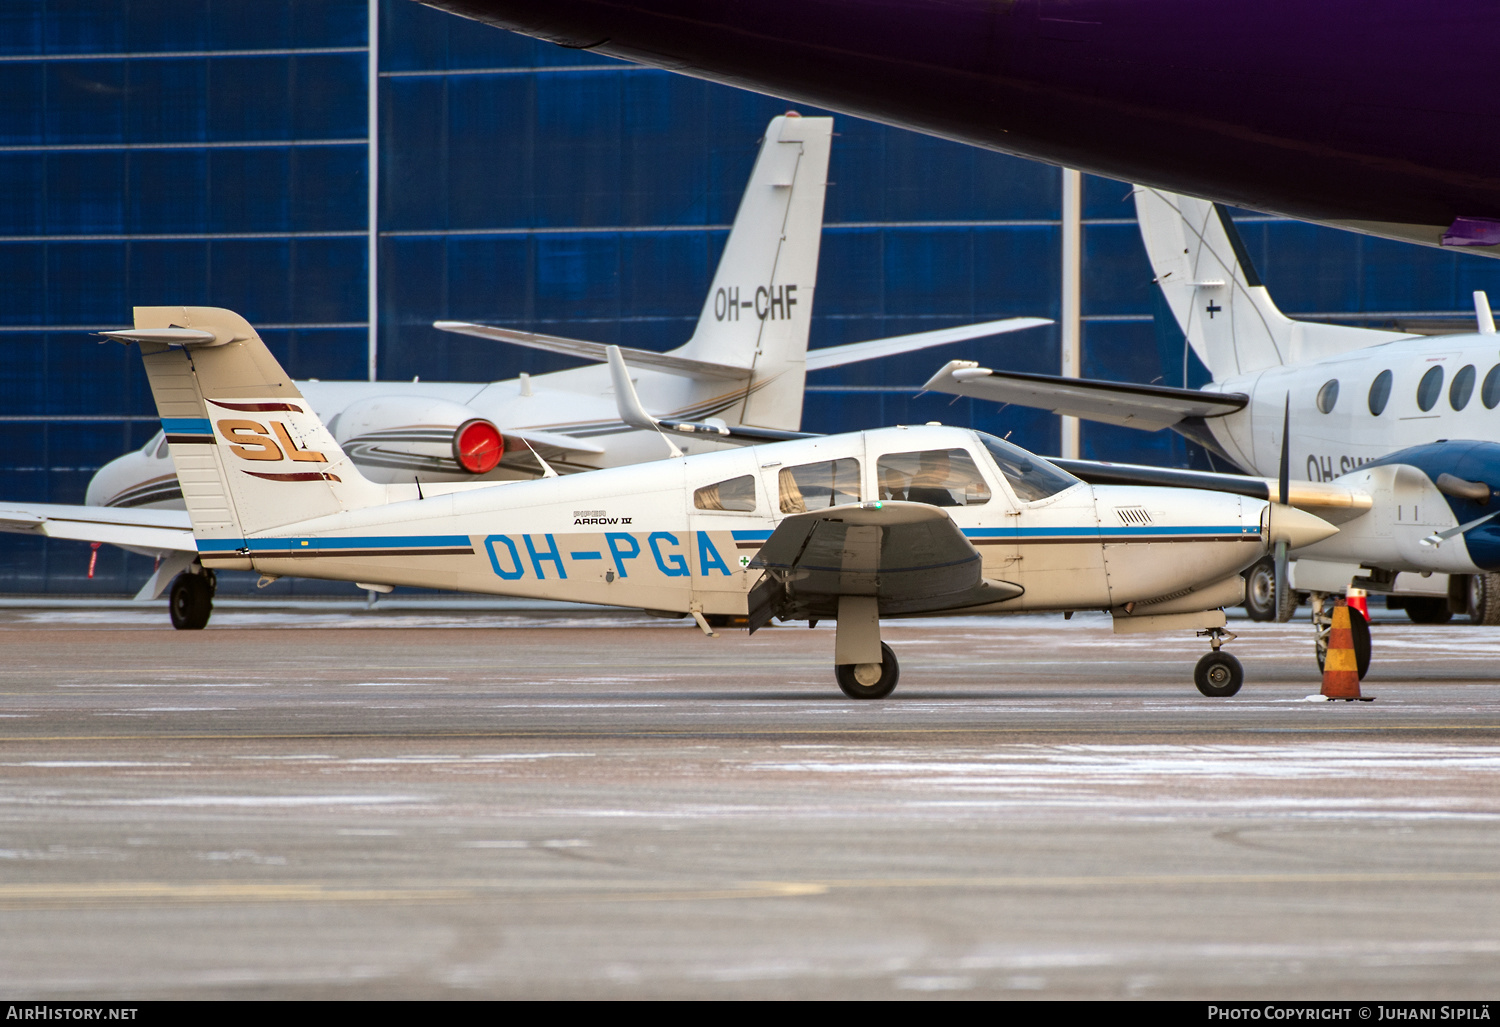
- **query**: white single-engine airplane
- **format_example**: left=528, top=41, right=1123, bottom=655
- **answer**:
left=95, top=305, right=1336, bottom=698
left=924, top=187, right=1500, bottom=670
left=0, top=115, right=1044, bottom=626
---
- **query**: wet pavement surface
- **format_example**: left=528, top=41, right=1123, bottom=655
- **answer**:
left=0, top=608, right=1497, bottom=998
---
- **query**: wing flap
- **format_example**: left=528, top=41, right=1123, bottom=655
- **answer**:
left=750, top=501, right=1022, bottom=620
left=922, top=360, right=1247, bottom=431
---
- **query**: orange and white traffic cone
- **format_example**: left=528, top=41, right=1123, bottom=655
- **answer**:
left=1321, top=599, right=1372, bottom=701
left=1345, top=585, right=1369, bottom=621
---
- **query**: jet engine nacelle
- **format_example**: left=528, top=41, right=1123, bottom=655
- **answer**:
left=328, top=395, right=503, bottom=483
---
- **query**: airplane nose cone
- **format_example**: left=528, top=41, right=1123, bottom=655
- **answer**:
left=1264, top=502, right=1339, bottom=550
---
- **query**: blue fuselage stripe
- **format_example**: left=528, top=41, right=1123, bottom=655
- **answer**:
left=198, top=535, right=473, bottom=553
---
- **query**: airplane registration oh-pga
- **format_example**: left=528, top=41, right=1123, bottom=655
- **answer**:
left=99, top=305, right=1337, bottom=699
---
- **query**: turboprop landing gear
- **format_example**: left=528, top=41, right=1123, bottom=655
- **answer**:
left=1193, top=627, right=1242, bottom=697
left=832, top=595, right=899, bottom=699
left=168, top=565, right=216, bottom=631
left=1311, top=592, right=1371, bottom=679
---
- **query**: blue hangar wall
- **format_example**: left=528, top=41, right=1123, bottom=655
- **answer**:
left=3, top=0, right=1499, bottom=595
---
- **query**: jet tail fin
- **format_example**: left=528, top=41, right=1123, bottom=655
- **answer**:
left=103, top=306, right=387, bottom=547
left=1134, top=187, right=1413, bottom=377
left=672, top=114, right=833, bottom=429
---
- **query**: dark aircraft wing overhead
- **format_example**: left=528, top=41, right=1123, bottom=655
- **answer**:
left=922, top=360, right=1247, bottom=432
left=747, top=501, right=1022, bottom=629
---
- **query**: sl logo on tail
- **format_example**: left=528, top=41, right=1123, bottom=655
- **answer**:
left=216, top=420, right=327, bottom=463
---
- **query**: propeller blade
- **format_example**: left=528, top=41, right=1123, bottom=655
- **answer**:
left=1278, top=397, right=1291, bottom=504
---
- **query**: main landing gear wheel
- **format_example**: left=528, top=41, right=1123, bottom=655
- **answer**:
left=168, top=572, right=214, bottom=631
left=1468, top=573, right=1500, bottom=626
left=835, top=641, right=900, bottom=700
left=1315, top=604, right=1371, bottom=679
left=1402, top=596, right=1453, bottom=624
left=1194, top=651, right=1244, bottom=697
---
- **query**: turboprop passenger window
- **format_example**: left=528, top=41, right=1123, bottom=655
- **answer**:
left=976, top=432, right=1081, bottom=503
left=778, top=459, right=861, bottom=514
left=694, top=475, right=757, bottom=512
left=1451, top=364, right=1476, bottom=411
left=1484, top=365, right=1500, bottom=410
left=1316, top=379, right=1339, bottom=413
left=1417, top=365, right=1444, bottom=412
left=1368, top=370, right=1392, bottom=415
left=876, top=449, right=990, bottom=507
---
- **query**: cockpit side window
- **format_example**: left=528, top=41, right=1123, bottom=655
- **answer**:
left=778, top=459, right=861, bottom=514
left=975, top=432, right=1081, bottom=502
left=876, top=449, right=990, bottom=507
left=694, top=475, right=757, bottom=512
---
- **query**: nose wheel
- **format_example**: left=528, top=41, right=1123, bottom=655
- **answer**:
left=1193, top=627, right=1242, bottom=697
left=834, top=641, right=900, bottom=700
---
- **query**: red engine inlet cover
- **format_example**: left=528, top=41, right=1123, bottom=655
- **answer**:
left=453, top=419, right=503, bottom=474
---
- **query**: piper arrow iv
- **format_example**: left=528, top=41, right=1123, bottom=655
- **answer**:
left=99, top=305, right=1335, bottom=698
left=0, top=115, right=1044, bottom=628
left=923, top=186, right=1500, bottom=672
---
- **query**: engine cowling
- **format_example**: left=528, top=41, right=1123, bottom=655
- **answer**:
left=329, top=395, right=505, bottom=482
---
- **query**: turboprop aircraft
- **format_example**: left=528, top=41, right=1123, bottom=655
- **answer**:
left=922, top=187, right=1500, bottom=670
left=0, top=114, right=1043, bottom=626
left=420, top=0, right=1500, bottom=258
left=95, top=304, right=1338, bottom=698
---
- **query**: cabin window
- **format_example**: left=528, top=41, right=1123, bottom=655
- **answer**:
left=1416, top=365, right=1444, bottom=412
left=876, top=449, right=991, bottom=507
left=1316, top=379, right=1339, bottom=414
left=1482, top=364, right=1500, bottom=410
left=976, top=432, right=1081, bottom=502
left=1368, top=370, right=1392, bottom=415
left=777, top=459, right=860, bottom=514
left=694, top=475, right=757, bottom=512
left=1450, top=364, right=1477, bottom=411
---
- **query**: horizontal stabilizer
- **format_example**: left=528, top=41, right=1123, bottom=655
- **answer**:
left=804, top=317, right=1051, bottom=371
left=0, top=502, right=195, bottom=553
left=922, top=360, right=1247, bottom=431
left=434, top=322, right=753, bottom=382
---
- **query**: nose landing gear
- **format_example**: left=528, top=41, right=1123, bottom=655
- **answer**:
left=1193, top=626, right=1243, bottom=697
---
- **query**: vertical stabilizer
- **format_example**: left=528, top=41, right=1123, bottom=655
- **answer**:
left=110, top=306, right=385, bottom=544
left=674, top=114, right=833, bottom=428
left=1134, top=188, right=1412, bottom=378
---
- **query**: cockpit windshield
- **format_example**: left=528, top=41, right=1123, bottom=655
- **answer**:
left=975, top=432, right=1081, bottom=502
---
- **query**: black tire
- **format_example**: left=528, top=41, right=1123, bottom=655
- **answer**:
left=1403, top=596, right=1453, bottom=624
left=168, top=573, right=213, bottom=631
left=1469, top=573, right=1500, bottom=626
left=1315, top=605, right=1372, bottom=679
left=1242, top=557, right=1296, bottom=622
left=835, top=641, right=900, bottom=700
left=1194, top=650, right=1243, bottom=697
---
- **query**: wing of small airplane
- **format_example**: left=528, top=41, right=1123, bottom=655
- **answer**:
left=0, top=502, right=198, bottom=601
left=0, top=501, right=195, bottom=551
left=747, top=500, right=1024, bottom=630
left=921, top=360, right=1248, bottom=432
left=438, top=317, right=1052, bottom=383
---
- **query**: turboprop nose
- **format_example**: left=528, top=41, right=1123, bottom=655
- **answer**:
left=1264, top=503, right=1339, bottom=550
